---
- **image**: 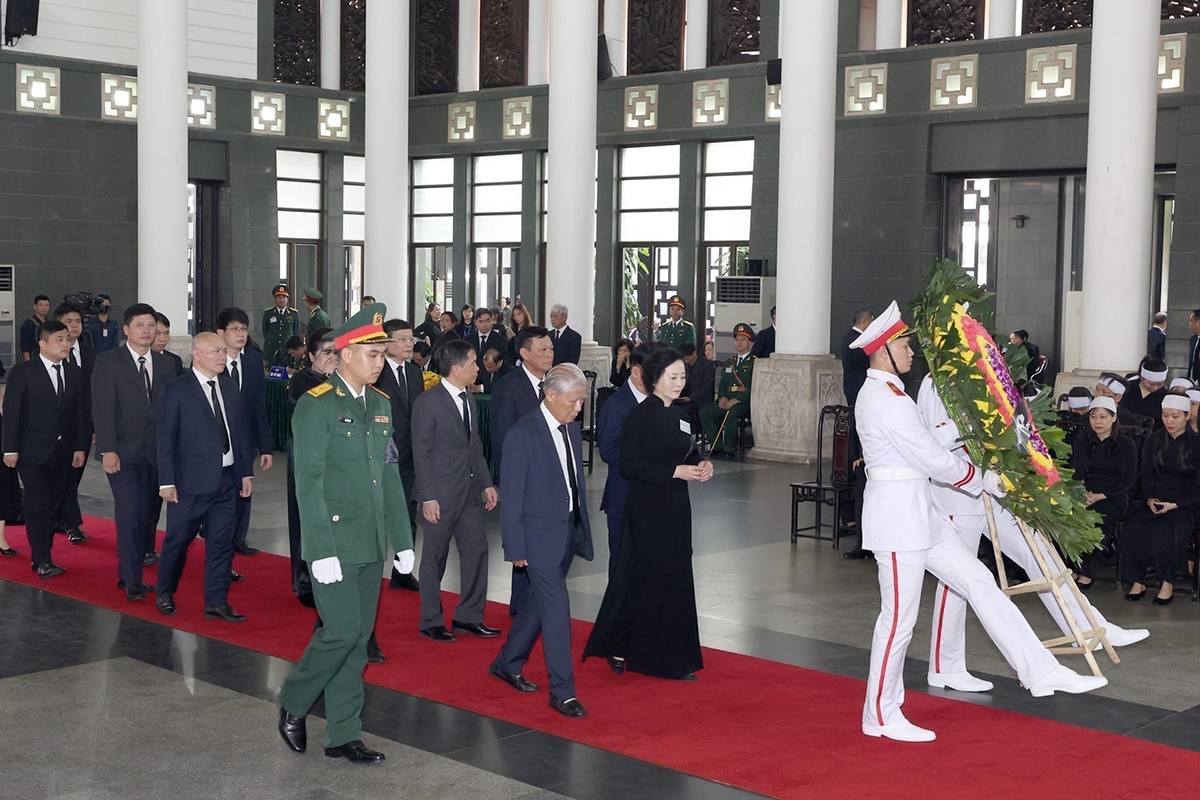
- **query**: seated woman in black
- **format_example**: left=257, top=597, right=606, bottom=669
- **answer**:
left=1071, top=397, right=1137, bottom=590
left=609, top=338, right=634, bottom=388
left=1121, top=393, right=1200, bottom=605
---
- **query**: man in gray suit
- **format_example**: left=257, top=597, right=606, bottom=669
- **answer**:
left=411, top=339, right=499, bottom=641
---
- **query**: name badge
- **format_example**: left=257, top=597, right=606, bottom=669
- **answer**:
left=679, top=419, right=691, bottom=435
left=374, top=415, right=390, bottom=424
left=103, top=329, right=109, bottom=337
left=725, top=366, right=732, bottom=373
left=338, top=417, right=354, bottom=424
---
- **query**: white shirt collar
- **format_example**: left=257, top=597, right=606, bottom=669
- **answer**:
left=520, top=364, right=544, bottom=393
left=866, top=367, right=904, bottom=389
left=629, top=382, right=648, bottom=403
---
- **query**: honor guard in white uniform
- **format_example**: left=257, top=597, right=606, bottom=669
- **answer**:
left=851, top=301, right=1107, bottom=743
left=917, top=379, right=1149, bottom=693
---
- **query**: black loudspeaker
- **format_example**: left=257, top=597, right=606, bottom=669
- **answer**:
left=746, top=258, right=766, bottom=277
left=767, top=58, right=782, bottom=86
left=598, top=34, right=614, bottom=80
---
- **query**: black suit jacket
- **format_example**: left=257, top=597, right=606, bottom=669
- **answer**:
left=163, top=349, right=185, bottom=378
left=490, top=366, right=541, bottom=479
left=1189, top=334, right=1200, bottom=383
left=231, top=348, right=272, bottom=456
left=750, top=326, right=776, bottom=359
left=478, top=362, right=514, bottom=394
left=2, top=359, right=88, bottom=463
left=470, top=329, right=508, bottom=366
left=840, top=328, right=870, bottom=406
left=91, top=347, right=174, bottom=465
left=69, top=341, right=97, bottom=439
left=552, top=326, right=582, bottom=365
left=684, top=357, right=716, bottom=407
left=157, top=372, right=253, bottom=495
left=375, top=358, right=425, bottom=481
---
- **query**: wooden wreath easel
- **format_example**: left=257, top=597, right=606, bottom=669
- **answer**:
left=981, top=494, right=1118, bottom=678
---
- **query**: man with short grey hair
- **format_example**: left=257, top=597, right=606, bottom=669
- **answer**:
left=548, top=304, right=581, bottom=366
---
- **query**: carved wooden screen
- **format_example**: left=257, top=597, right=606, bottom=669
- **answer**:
left=1023, top=0, right=1091, bottom=33
left=627, top=0, right=685, bottom=75
left=1162, top=0, right=1200, bottom=17
left=275, top=0, right=320, bottom=86
left=416, top=0, right=459, bottom=94
left=708, top=0, right=760, bottom=68
left=480, top=0, right=529, bottom=88
left=908, top=0, right=984, bottom=46
left=342, top=0, right=366, bottom=91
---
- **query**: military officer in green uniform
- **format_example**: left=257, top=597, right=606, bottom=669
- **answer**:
left=303, top=287, right=333, bottom=335
left=659, top=294, right=697, bottom=349
left=277, top=304, right=413, bottom=765
left=699, top=322, right=756, bottom=455
left=262, top=284, right=300, bottom=364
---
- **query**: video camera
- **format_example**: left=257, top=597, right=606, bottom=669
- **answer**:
left=62, top=290, right=109, bottom=323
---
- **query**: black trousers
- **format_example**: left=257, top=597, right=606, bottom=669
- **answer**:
left=107, top=460, right=158, bottom=585
left=17, top=439, right=74, bottom=567
left=285, top=453, right=309, bottom=599
left=156, top=468, right=239, bottom=608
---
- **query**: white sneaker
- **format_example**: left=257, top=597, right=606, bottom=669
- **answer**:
left=1028, top=664, right=1108, bottom=698
left=927, top=671, right=994, bottom=692
left=1106, top=626, right=1150, bottom=648
left=862, top=717, right=936, bottom=743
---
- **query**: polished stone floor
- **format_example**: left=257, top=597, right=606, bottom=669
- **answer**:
left=2, top=447, right=1199, bottom=799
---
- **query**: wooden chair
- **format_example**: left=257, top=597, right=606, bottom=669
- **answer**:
left=582, top=370, right=598, bottom=473
left=735, top=414, right=753, bottom=456
left=790, top=405, right=854, bottom=547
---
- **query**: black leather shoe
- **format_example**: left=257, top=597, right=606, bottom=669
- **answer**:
left=680, top=672, right=698, bottom=682
left=203, top=604, right=247, bottom=622
left=548, top=696, right=587, bottom=718
left=842, top=548, right=872, bottom=560
left=452, top=620, right=500, bottom=637
left=233, top=541, right=259, bottom=556
left=35, top=562, right=66, bottom=579
left=143, top=551, right=159, bottom=566
left=117, top=580, right=154, bottom=592
left=389, top=567, right=420, bottom=591
left=324, top=740, right=385, bottom=764
left=0, top=547, right=17, bottom=556
left=278, top=707, right=306, bottom=754
left=420, top=626, right=456, bottom=642
left=155, top=591, right=177, bottom=616
left=66, top=527, right=88, bottom=544
left=229, top=570, right=245, bottom=582
left=607, top=656, right=625, bottom=675
left=125, top=583, right=146, bottom=601
left=488, top=660, right=538, bottom=692
left=297, top=592, right=316, bottom=608
left=367, top=635, right=387, bottom=664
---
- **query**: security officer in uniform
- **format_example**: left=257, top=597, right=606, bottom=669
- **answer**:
left=277, top=304, right=414, bottom=764
left=303, top=287, right=333, bottom=335
left=262, top=284, right=300, bottom=364
left=699, top=322, right=755, bottom=454
left=659, top=295, right=696, bottom=349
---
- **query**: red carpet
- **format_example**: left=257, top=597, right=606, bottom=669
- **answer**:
left=2, top=516, right=1198, bottom=799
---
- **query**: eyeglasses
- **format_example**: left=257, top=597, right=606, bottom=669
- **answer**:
left=388, top=337, right=414, bottom=344
left=224, top=326, right=249, bottom=333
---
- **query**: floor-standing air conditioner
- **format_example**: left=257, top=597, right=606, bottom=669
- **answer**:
left=0, top=266, right=14, bottom=376
left=713, top=276, right=775, bottom=360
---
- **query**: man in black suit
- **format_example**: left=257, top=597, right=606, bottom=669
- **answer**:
left=477, top=349, right=513, bottom=393
left=375, top=318, right=425, bottom=591
left=678, top=342, right=715, bottom=432
left=411, top=339, right=499, bottom=642
left=53, top=301, right=96, bottom=545
left=1146, top=312, right=1167, bottom=362
left=3, top=320, right=89, bottom=578
left=1188, top=309, right=1200, bottom=383
left=597, top=343, right=652, bottom=574
left=489, top=364, right=593, bottom=719
left=92, top=303, right=174, bottom=600
left=153, top=312, right=186, bottom=378
left=841, top=307, right=874, bottom=560
left=549, top=304, right=582, bottom=366
left=154, top=332, right=255, bottom=621
left=750, top=306, right=777, bottom=359
left=468, top=307, right=507, bottom=375
left=216, top=307, right=274, bottom=557
left=490, top=326, right=555, bottom=614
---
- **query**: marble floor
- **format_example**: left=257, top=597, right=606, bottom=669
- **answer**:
left=2, top=448, right=1199, bottom=799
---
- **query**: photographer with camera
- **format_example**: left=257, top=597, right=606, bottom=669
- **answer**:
left=85, top=294, right=121, bottom=353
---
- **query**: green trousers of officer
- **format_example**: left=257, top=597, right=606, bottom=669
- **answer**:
left=699, top=399, right=749, bottom=452
left=280, top=561, right=382, bottom=747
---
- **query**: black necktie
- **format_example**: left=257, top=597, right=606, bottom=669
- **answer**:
left=459, top=391, right=471, bottom=438
left=68, top=349, right=78, bottom=367
left=558, top=424, right=581, bottom=528
left=554, top=329, right=560, bottom=342
left=138, top=355, right=151, bottom=402
left=395, top=364, right=408, bottom=406
left=208, top=380, right=230, bottom=455
left=537, top=381, right=545, bottom=401
left=53, top=363, right=63, bottom=399
left=229, top=358, right=240, bottom=389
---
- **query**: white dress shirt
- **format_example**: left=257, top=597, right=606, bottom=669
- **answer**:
left=539, top=402, right=576, bottom=513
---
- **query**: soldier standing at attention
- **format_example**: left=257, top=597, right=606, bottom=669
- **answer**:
left=303, top=287, right=333, bottom=335
left=277, top=304, right=414, bottom=765
left=262, top=284, right=300, bottom=364
left=659, top=295, right=696, bottom=349
left=699, top=323, right=755, bottom=455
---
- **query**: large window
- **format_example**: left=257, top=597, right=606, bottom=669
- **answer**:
left=277, top=150, right=324, bottom=305
left=412, top=157, right=455, bottom=317
left=472, top=153, right=523, bottom=310
left=344, top=155, right=366, bottom=314
left=702, top=139, right=753, bottom=335
left=619, top=144, right=680, bottom=338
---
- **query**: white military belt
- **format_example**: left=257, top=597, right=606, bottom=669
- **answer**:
left=865, top=465, right=927, bottom=481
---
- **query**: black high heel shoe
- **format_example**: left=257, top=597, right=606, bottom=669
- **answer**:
left=1124, top=590, right=1146, bottom=601
left=1152, top=594, right=1174, bottom=606
left=0, top=547, right=17, bottom=556
left=607, top=656, right=625, bottom=675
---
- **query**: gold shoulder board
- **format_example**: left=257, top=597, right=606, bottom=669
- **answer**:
left=307, top=382, right=334, bottom=397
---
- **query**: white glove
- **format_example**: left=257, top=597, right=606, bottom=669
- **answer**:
left=310, top=556, right=343, bottom=585
left=983, top=469, right=1007, bottom=499
left=393, top=549, right=415, bottom=575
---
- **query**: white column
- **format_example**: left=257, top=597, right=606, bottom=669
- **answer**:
left=684, top=0, right=708, bottom=69
left=546, top=0, right=598, bottom=344
left=458, top=0, right=480, bottom=92
left=1078, top=0, right=1159, bottom=371
left=528, top=0, right=549, bottom=84
left=365, top=0, right=410, bottom=315
left=875, top=0, right=903, bottom=49
left=137, top=0, right=189, bottom=327
left=320, top=0, right=341, bottom=90
left=602, top=0, right=627, bottom=77
left=775, top=0, right=835, bottom=356
left=986, top=0, right=1018, bottom=39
